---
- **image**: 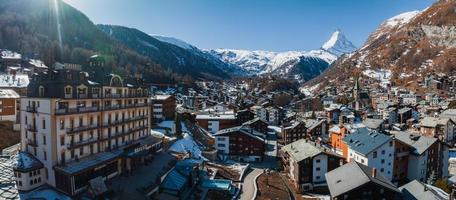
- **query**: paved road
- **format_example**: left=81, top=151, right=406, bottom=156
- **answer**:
left=239, top=168, right=263, bottom=200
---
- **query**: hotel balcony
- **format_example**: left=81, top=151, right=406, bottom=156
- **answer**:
left=55, top=106, right=100, bottom=115
left=105, top=93, right=122, bottom=98
left=54, top=103, right=149, bottom=115
left=67, top=124, right=100, bottom=134
left=103, top=115, right=148, bottom=127
left=26, top=124, right=38, bottom=132
left=67, top=137, right=98, bottom=149
left=26, top=106, right=38, bottom=113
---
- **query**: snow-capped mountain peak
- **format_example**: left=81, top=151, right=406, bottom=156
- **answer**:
left=321, top=30, right=357, bottom=56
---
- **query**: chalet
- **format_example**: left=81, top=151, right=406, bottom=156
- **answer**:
left=304, top=119, right=328, bottom=142
left=0, top=89, right=19, bottom=122
left=281, top=121, right=307, bottom=145
left=325, top=161, right=400, bottom=200
left=391, top=131, right=448, bottom=184
left=236, top=109, right=255, bottom=125
left=281, top=139, right=344, bottom=192
left=196, top=110, right=237, bottom=134
left=214, top=126, right=266, bottom=162
left=419, top=117, right=455, bottom=144
left=151, top=94, right=176, bottom=123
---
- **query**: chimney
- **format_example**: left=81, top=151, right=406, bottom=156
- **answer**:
left=371, top=168, right=377, bottom=178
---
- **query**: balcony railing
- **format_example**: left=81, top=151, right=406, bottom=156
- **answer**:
left=103, top=115, right=148, bottom=127
left=55, top=106, right=100, bottom=115
left=54, top=103, right=151, bottom=115
left=26, top=124, right=38, bottom=132
left=105, top=93, right=122, bottom=98
left=67, top=124, right=100, bottom=134
left=26, top=106, right=37, bottom=113
left=67, top=137, right=98, bottom=149
left=78, top=93, right=88, bottom=99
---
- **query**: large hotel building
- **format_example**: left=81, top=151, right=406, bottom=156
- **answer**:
left=14, top=59, right=162, bottom=196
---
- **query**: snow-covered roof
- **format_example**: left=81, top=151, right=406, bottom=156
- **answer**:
left=1, top=50, right=21, bottom=60
left=0, top=74, right=29, bottom=88
left=0, top=89, right=19, bottom=99
left=28, top=59, right=48, bottom=69
left=14, top=151, right=43, bottom=171
left=169, top=132, right=205, bottom=160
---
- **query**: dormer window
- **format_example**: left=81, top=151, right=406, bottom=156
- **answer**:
left=64, top=86, right=73, bottom=98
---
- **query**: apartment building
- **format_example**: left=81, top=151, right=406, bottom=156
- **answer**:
left=343, top=128, right=395, bottom=181
left=16, top=64, right=162, bottom=196
left=281, top=139, right=344, bottom=192
left=151, top=94, right=176, bottom=123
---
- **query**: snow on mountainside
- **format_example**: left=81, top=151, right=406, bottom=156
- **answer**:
left=308, top=0, right=456, bottom=91
left=152, top=35, right=197, bottom=50
left=208, top=30, right=355, bottom=81
left=384, top=10, right=421, bottom=28
left=321, top=30, right=357, bottom=56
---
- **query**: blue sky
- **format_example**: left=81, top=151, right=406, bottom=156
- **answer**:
left=63, top=0, right=434, bottom=52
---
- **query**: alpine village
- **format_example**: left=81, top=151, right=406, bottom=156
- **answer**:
left=0, top=0, right=456, bottom=200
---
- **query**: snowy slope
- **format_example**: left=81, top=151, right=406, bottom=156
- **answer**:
left=384, top=10, right=421, bottom=28
left=152, top=35, right=197, bottom=50
left=208, top=30, right=353, bottom=77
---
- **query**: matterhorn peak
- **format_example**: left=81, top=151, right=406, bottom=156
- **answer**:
left=321, top=29, right=357, bottom=56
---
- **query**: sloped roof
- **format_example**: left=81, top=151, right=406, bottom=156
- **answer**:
left=325, top=161, right=399, bottom=198
left=281, top=139, right=341, bottom=162
left=399, top=180, right=448, bottom=200
left=343, top=128, right=392, bottom=156
left=391, top=131, right=437, bottom=155
left=362, top=118, right=384, bottom=130
left=214, top=126, right=265, bottom=141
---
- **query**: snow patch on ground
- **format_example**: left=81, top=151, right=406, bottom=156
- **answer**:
left=363, top=69, right=391, bottom=88
left=300, top=83, right=320, bottom=96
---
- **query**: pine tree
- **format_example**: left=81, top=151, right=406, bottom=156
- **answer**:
left=175, top=113, right=183, bottom=139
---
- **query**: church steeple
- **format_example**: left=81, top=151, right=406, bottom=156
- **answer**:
left=353, top=77, right=361, bottom=111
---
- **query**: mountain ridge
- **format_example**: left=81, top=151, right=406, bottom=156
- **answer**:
left=307, top=0, right=456, bottom=91
left=208, top=30, right=356, bottom=81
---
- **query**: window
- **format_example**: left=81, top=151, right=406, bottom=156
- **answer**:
left=389, top=141, right=393, bottom=147
left=44, top=151, right=47, bottom=161
left=381, top=150, right=385, bottom=155
left=316, top=167, right=321, bottom=171
left=380, top=168, right=384, bottom=172
left=316, top=176, right=320, bottom=179
left=361, top=159, right=364, bottom=164
left=30, top=180, right=33, bottom=186
left=316, top=159, right=321, bottom=163
left=373, top=151, right=377, bottom=158
left=39, top=86, right=45, bottom=97
left=60, top=136, right=65, bottom=146
left=59, top=120, right=64, bottom=130
left=381, top=159, right=385, bottom=164
left=79, top=147, right=83, bottom=156
left=42, top=119, right=46, bottom=129
left=42, top=135, right=46, bottom=145
left=65, top=86, right=72, bottom=95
